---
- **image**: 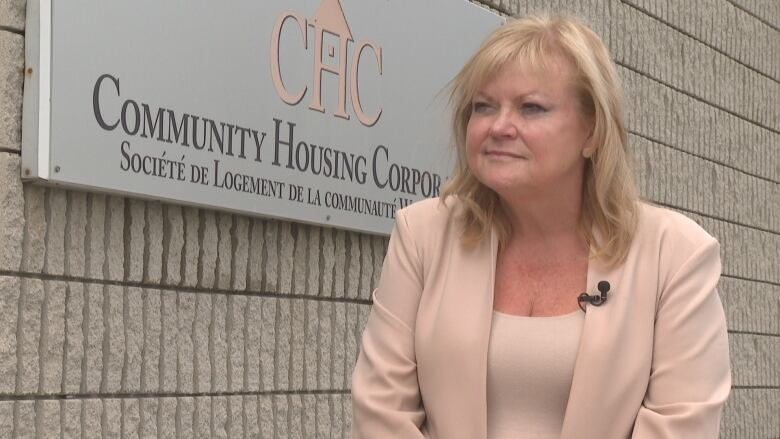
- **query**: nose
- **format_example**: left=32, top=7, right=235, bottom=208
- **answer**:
left=489, top=109, right=518, bottom=139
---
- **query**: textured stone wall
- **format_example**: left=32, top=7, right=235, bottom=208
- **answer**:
left=0, top=0, right=778, bottom=437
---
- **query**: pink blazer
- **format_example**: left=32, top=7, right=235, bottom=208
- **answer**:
left=351, top=198, right=731, bottom=438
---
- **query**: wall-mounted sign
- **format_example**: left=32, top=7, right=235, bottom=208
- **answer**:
left=22, top=0, right=503, bottom=235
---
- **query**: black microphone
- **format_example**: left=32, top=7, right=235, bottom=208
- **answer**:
left=577, top=281, right=610, bottom=312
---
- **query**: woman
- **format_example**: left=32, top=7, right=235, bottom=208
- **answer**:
left=351, top=15, right=730, bottom=439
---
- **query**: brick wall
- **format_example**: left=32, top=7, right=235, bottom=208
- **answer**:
left=0, top=0, right=778, bottom=437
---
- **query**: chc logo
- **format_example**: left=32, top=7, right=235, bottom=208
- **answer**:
left=270, top=0, right=383, bottom=127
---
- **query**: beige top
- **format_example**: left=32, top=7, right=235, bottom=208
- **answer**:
left=486, top=310, right=585, bottom=439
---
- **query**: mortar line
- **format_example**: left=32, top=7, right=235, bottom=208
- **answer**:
left=473, top=0, right=512, bottom=16
left=720, top=274, right=780, bottom=287
left=730, top=385, right=780, bottom=390
left=0, top=391, right=344, bottom=420
left=724, top=0, right=780, bottom=33
left=728, top=330, right=780, bottom=338
left=651, top=201, right=780, bottom=237
left=621, top=0, right=780, bottom=83
left=0, top=25, right=23, bottom=35
left=615, top=62, right=780, bottom=135
left=628, top=130, right=780, bottom=186
left=0, top=270, right=373, bottom=305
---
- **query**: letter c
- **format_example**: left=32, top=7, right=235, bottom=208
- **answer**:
left=372, top=144, right=389, bottom=188
left=350, top=41, right=383, bottom=127
left=270, top=12, right=308, bottom=106
left=93, top=74, right=120, bottom=131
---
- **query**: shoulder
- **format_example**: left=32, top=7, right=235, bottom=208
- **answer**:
left=635, top=201, right=718, bottom=250
left=631, top=201, right=720, bottom=283
left=395, top=196, right=460, bottom=230
left=392, top=196, right=469, bottom=264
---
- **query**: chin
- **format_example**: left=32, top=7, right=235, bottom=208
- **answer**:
left=479, top=177, right=533, bottom=196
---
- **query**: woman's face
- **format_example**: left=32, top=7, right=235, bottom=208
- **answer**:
left=465, top=58, right=593, bottom=202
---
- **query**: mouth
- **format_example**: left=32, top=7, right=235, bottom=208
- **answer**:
left=484, top=150, right=526, bottom=160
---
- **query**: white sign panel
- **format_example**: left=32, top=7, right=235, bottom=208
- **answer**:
left=23, top=0, right=503, bottom=235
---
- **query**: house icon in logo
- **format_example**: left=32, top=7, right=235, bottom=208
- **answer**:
left=312, top=0, right=353, bottom=43
left=270, top=0, right=383, bottom=127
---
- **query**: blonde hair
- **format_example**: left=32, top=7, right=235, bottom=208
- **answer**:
left=442, top=15, right=638, bottom=267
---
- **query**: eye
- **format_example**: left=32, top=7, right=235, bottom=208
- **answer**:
left=521, top=102, right=547, bottom=114
left=472, top=101, right=493, bottom=113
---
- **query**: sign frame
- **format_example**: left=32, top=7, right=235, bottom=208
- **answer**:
left=22, top=0, right=504, bottom=235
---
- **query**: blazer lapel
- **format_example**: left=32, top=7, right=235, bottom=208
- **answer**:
left=477, top=229, right=500, bottom=436
left=559, top=254, right=653, bottom=439
left=559, top=258, right=615, bottom=438
left=416, top=226, right=497, bottom=439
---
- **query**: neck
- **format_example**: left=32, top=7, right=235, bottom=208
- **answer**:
left=499, top=183, right=584, bottom=245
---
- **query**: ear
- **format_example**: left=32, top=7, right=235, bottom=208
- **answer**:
left=581, top=126, right=595, bottom=158
left=582, top=146, right=594, bottom=158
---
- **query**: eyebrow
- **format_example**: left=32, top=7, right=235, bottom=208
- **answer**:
left=473, top=90, right=545, bottom=101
